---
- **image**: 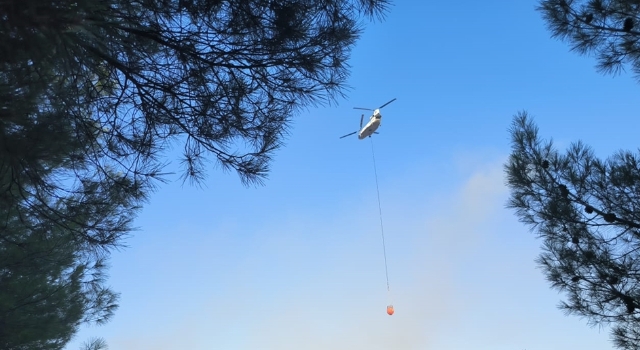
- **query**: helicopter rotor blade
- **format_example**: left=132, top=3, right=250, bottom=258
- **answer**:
left=354, top=107, right=373, bottom=111
left=339, top=131, right=358, bottom=139
left=360, top=114, right=364, bottom=129
left=378, top=98, right=397, bottom=109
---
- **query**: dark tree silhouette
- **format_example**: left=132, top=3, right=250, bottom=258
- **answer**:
left=2, top=0, right=391, bottom=251
left=539, top=0, right=640, bottom=79
left=506, top=112, right=640, bottom=350
left=1, top=0, right=392, bottom=348
left=2, top=0, right=391, bottom=187
left=0, top=191, right=119, bottom=350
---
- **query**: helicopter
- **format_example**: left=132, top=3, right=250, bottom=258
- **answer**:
left=339, top=98, right=396, bottom=139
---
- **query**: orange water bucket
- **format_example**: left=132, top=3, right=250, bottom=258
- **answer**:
left=386, top=305, right=394, bottom=315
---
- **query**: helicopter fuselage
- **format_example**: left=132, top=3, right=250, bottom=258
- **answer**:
left=358, top=110, right=382, bottom=139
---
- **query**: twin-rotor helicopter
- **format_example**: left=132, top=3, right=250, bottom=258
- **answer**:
left=338, top=97, right=398, bottom=316
left=340, top=98, right=396, bottom=140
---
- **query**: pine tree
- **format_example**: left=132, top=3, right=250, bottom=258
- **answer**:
left=506, top=112, right=640, bottom=350
left=1, top=0, right=391, bottom=347
left=539, top=0, right=640, bottom=79
left=0, top=194, right=120, bottom=350
left=0, top=46, right=136, bottom=350
left=2, top=0, right=392, bottom=187
left=1, top=0, right=392, bottom=260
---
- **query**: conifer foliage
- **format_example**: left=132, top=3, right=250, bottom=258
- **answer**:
left=506, top=112, right=640, bottom=350
left=539, top=0, right=640, bottom=79
left=1, top=0, right=391, bottom=348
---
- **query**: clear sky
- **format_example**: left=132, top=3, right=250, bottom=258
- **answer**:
left=65, top=1, right=640, bottom=350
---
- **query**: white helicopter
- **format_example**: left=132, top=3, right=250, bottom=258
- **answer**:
left=340, top=98, right=397, bottom=139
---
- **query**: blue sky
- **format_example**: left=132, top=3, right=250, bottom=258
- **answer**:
left=65, top=1, right=640, bottom=349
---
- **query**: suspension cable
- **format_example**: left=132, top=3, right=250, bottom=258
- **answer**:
left=370, top=137, right=390, bottom=293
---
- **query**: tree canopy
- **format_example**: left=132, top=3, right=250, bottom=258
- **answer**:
left=3, top=0, right=391, bottom=187
left=539, top=0, right=640, bottom=79
left=506, top=112, right=640, bottom=350
left=0, top=189, right=119, bottom=350
left=2, top=0, right=392, bottom=253
left=1, top=0, right=392, bottom=348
